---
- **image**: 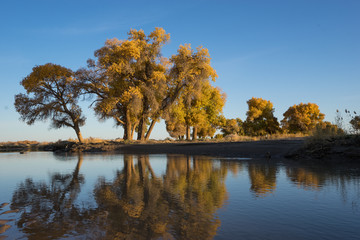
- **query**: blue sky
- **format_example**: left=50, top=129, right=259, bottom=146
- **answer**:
left=0, top=0, right=359, bottom=141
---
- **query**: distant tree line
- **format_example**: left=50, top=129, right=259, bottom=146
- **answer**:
left=14, top=28, right=355, bottom=142
left=219, top=98, right=340, bottom=138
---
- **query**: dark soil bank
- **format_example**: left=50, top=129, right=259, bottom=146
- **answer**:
left=61, top=139, right=304, bottom=159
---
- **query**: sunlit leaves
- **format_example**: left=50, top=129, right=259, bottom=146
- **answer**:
left=165, top=80, right=225, bottom=140
left=80, top=28, right=171, bottom=140
left=281, top=103, right=325, bottom=133
left=244, top=97, right=280, bottom=136
left=221, top=118, right=243, bottom=136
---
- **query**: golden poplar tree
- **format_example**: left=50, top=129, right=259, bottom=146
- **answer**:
left=164, top=45, right=222, bottom=140
left=78, top=28, right=169, bottom=140
left=244, top=97, right=280, bottom=136
left=281, top=103, right=325, bottom=133
left=79, top=28, right=220, bottom=141
left=14, top=63, right=86, bottom=142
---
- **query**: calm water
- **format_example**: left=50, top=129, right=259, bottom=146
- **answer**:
left=0, top=152, right=360, bottom=239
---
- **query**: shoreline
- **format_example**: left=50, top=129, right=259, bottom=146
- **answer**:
left=113, top=139, right=304, bottom=159
left=0, top=139, right=304, bottom=159
left=1, top=136, right=359, bottom=164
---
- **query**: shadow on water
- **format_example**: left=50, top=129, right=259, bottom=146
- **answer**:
left=1, top=153, right=360, bottom=239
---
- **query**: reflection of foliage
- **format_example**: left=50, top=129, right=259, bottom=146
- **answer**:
left=10, top=154, right=84, bottom=239
left=220, top=160, right=244, bottom=176
left=164, top=155, right=228, bottom=239
left=9, top=154, right=360, bottom=239
left=93, top=155, right=169, bottom=239
left=286, top=165, right=360, bottom=206
left=94, top=155, right=228, bottom=239
left=248, top=163, right=277, bottom=197
left=286, top=167, right=325, bottom=190
left=10, top=154, right=229, bottom=239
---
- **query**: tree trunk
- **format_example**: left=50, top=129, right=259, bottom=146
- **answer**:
left=123, top=123, right=130, bottom=140
left=131, top=123, right=137, bottom=140
left=145, top=120, right=156, bottom=141
left=123, top=125, right=128, bottom=140
left=128, top=123, right=133, bottom=140
left=137, top=117, right=146, bottom=141
left=124, top=109, right=133, bottom=140
left=138, top=99, right=149, bottom=141
left=74, top=124, right=83, bottom=143
left=186, top=125, right=191, bottom=140
left=192, top=126, right=198, bottom=140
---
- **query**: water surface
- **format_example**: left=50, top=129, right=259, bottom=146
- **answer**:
left=0, top=152, right=359, bottom=239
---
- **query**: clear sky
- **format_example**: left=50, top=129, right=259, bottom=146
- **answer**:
left=0, top=0, right=359, bottom=142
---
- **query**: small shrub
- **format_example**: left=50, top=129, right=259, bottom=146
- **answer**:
left=311, top=123, right=344, bottom=140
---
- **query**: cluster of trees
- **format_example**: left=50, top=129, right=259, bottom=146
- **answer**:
left=14, top=28, right=224, bottom=142
left=15, top=28, right=354, bottom=142
left=220, top=97, right=335, bottom=137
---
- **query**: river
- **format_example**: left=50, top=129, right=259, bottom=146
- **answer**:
left=0, top=152, right=359, bottom=239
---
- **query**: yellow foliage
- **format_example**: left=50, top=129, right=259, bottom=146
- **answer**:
left=282, top=102, right=325, bottom=133
left=121, top=86, right=143, bottom=104
left=246, top=97, right=274, bottom=121
left=245, top=97, right=280, bottom=136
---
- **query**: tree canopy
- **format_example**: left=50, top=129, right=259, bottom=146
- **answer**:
left=244, top=97, right=280, bottom=136
left=77, top=28, right=170, bottom=141
left=78, top=28, right=219, bottom=141
left=165, top=80, right=225, bottom=140
left=281, top=103, right=325, bottom=133
left=14, top=63, right=85, bottom=142
left=221, top=118, right=243, bottom=136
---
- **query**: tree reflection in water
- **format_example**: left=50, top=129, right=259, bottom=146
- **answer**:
left=286, top=165, right=360, bottom=206
left=10, top=153, right=85, bottom=239
left=94, top=154, right=228, bottom=239
left=163, top=155, right=228, bottom=239
left=286, top=167, right=326, bottom=190
left=10, top=154, right=229, bottom=239
left=247, top=162, right=278, bottom=197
